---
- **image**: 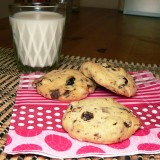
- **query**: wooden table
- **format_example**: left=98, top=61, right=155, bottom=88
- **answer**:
left=0, top=7, right=160, bottom=64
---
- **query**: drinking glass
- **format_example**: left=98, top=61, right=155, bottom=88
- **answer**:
left=9, top=2, right=66, bottom=73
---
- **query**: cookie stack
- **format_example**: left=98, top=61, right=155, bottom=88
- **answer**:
left=33, top=61, right=141, bottom=144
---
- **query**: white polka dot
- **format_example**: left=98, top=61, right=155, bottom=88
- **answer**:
left=47, top=126, right=53, bottom=130
left=9, top=126, right=15, bottom=129
left=12, top=113, right=16, bottom=117
left=13, top=108, right=17, bottom=112
left=157, top=106, right=160, bottom=109
left=152, top=110, right=158, bottom=114
left=18, top=123, right=25, bottom=126
left=146, top=114, right=152, bottom=117
left=133, top=107, right=138, bottom=110
left=29, top=109, right=34, bottom=112
left=140, top=117, right=146, bottom=120
left=28, top=120, right=34, bottom=124
left=137, top=112, right=142, bottom=115
left=46, top=110, right=52, bottom=113
left=55, top=119, right=61, bottom=122
left=46, top=121, right=52, bottom=124
left=10, top=119, right=16, bottom=123
left=156, top=116, right=160, bottom=119
left=63, top=110, right=66, bottom=113
left=37, top=123, right=43, bottom=127
left=144, top=122, right=151, bottom=125
left=142, top=108, right=148, bottom=112
left=37, top=106, right=43, bottom=110
left=28, top=114, right=34, bottom=118
left=54, top=107, right=60, bottom=110
left=46, top=116, right=52, bottom=119
left=148, top=105, right=153, bottom=108
left=155, top=124, right=160, bottom=127
left=151, top=119, right=156, bottom=122
left=37, top=112, right=43, bottom=116
left=19, top=117, right=25, bottom=120
left=56, top=124, right=62, bottom=128
left=37, top=118, right=43, bottom=121
left=54, top=112, right=60, bottom=116
left=21, top=106, right=26, bottom=109
left=20, top=111, right=26, bottom=114
left=27, top=126, right=34, bottom=129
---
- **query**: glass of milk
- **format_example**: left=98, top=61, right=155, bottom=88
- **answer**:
left=9, top=2, right=66, bottom=73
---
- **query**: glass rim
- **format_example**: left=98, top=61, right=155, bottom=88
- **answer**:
left=9, top=2, right=58, bottom=8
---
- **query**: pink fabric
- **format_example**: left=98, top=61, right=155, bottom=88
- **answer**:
left=4, top=70, right=160, bottom=158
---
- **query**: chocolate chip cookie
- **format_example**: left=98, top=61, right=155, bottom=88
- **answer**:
left=62, top=98, right=141, bottom=144
left=80, top=61, right=137, bottom=97
left=33, top=69, right=96, bottom=101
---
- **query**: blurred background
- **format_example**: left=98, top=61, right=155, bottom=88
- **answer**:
left=1, top=0, right=160, bottom=19
left=1, top=0, right=122, bottom=18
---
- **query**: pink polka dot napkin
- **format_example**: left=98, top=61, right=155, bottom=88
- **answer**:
left=4, top=70, right=160, bottom=158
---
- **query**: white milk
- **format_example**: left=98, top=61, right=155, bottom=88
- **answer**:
left=10, top=11, right=65, bottom=67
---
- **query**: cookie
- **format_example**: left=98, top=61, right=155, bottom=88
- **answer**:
left=62, top=98, right=141, bottom=144
left=80, top=61, right=137, bottom=97
left=33, top=69, right=96, bottom=101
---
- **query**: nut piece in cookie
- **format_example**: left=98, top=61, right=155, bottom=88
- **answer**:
left=62, top=98, right=141, bottom=144
left=33, top=69, right=96, bottom=102
left=80, top=61, right=137, bottom=97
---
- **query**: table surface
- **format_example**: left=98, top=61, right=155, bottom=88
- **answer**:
left=0, top=7, right=160, bottom=160
left=0, top=47, right=160, bottom=160
left=0, top=7, right=160, bottom=65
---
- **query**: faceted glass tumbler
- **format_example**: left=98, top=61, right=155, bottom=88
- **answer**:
left=9, top=2, right=66, bottom=73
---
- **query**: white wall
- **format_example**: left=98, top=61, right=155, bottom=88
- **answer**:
left=80, top=0, right=119, bottom=9
left=124, top=0, right=160, bottom=17
left=0, top=0, right=14, bottom=18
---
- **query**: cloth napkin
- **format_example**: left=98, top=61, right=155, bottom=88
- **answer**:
left=4, top=70, right=160, bottom=158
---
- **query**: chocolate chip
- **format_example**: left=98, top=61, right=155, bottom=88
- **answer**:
left=70, top=105, right=73, bottom=110
left=118, top=77, right=128, bottom=89
left=113, top=122, right=118, bottom=125
left=66, top=77, right=75, bottom=85
left=77, top=107, right=82, bottom=111
left=81, top=111, right=94, bottom=121
left=124, top=121, right=132, bottom=128
left=73, top=120, right=77, bottom=123
left=94, top=133, right=101, bottom=139
left=111, top=67, right=117, bottom=71
left=63, top=90, right=70, bottom=98
left=76, top=130, right=80, bottom=133
left=50, top=89, right=60, bottom=99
